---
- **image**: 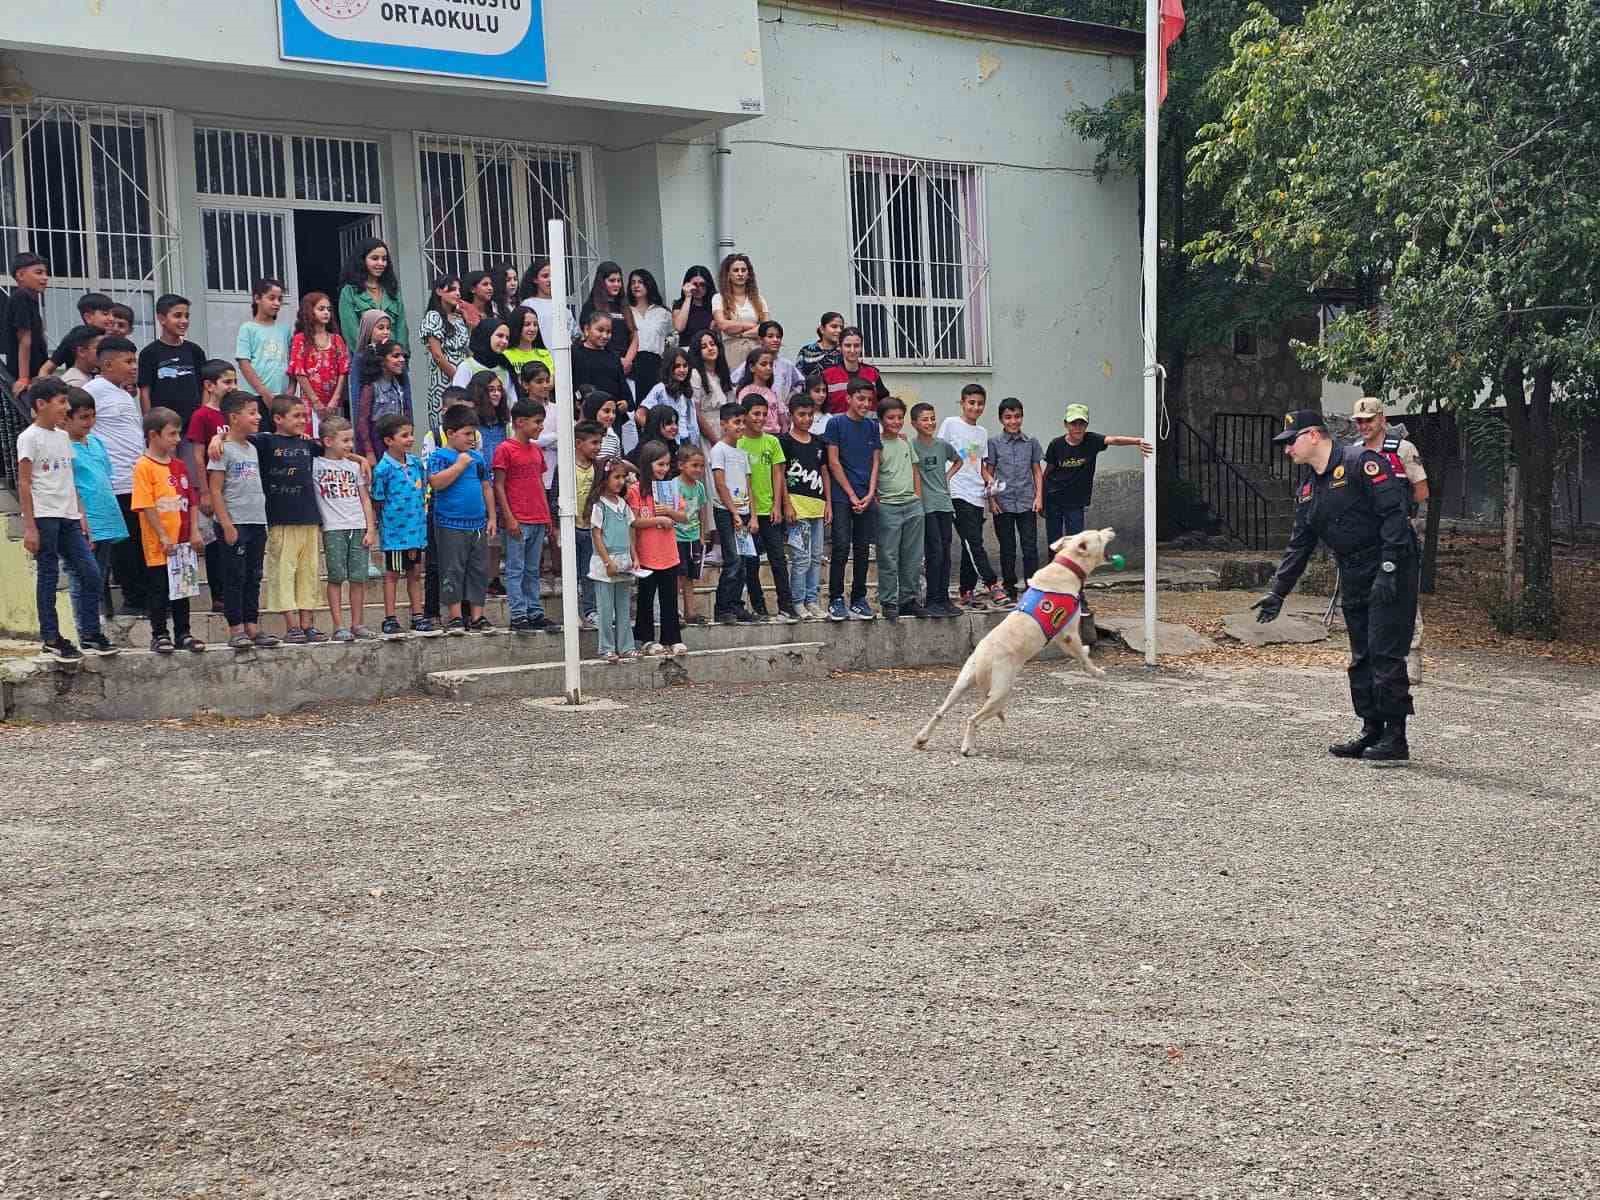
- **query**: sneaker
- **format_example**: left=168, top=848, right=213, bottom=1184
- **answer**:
left=882, top=604, right=899, bottom=623
left=149, top=635, right=174, bottom=656
left=284, top=627, right=308, bottom=645
left=381, top=616, right=404, bottom=640
left=988, top=584, right=1014, bottom=609
left=529, top=615, right=563, bottom=634
left=41, top=637, right=83, bottom=662
left=580, top=613, right=598, bottom=632
left=469, top=616, right=494, bottom=634
left=704, top=545, right=724, bottom=567
left=332, top=628, right=355, bottom=643
left=683, top=614, right=709, bottom=627
left=670, top=642, right=688, bottom=656
left=228, top=633, right=253, bottom=651
left=902, top=600, right=930, bottom=620
left=304, top=626, right=330, bottom=644
left=411, top=617, right=444, bottom=638
left=777, top=607, right=802, bottom=625
left=352, top=625, right=379, bottom=641
left=80, top=633, right=120, bottom=657
left=828, top=599, right=848, bottom=622
left=848, top=600, right=876, bottom=621
left=734, top=608, right=763, bottom=625
left=445, top=617, right=467, bottom=637
left=619, top=649, right=641, bottom=661
left=641, top=641, right=667, bottom=656
left=252, top=632, right=282, bottom=649
left=509, top=616, right=534, bottom=634
left=960, top=589, right=984, bottom=611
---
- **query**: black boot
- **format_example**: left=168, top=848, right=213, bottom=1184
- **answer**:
left=1330, top=720, right=1383, bottom=758
left=1362, top=719, right=1410, bottom=763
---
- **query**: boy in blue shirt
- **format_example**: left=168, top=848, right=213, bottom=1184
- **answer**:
left=370, top=411, right=437, bottom=639
left=822, top=376, right=883, bottom=621
left=426, top=406, right=496, bottom=635
left=63, top=385, right=128, bottom=646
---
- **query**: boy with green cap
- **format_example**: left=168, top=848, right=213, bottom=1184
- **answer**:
left=1042, top=403, right=1151, bottom=546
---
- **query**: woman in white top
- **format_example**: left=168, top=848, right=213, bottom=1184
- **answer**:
left=687, top=328, right=733, bottom=446
left=711, top=252, right=769, bottom=366
left=626, top=268, right=672, bottom=404
left=515, top=256, right=579, bottom=342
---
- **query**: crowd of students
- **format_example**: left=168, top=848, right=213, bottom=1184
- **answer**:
left=3, top=244, right=1147, bottom=663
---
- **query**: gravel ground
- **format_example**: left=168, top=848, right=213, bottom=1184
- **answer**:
left=4, top=648, right=1600, bottom=1199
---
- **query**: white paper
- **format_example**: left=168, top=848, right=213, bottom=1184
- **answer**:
left=167, top=544, right=201, bottom=600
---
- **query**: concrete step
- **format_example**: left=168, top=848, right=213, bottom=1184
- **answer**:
left=425, top=642, right=828, bottom=701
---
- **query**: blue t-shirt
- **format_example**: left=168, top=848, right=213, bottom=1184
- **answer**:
left=371, top=452, right=428, bottom=550
left=822, top=412, right=883, bottom=498
left=235, top=321, right=292, bottom=397
left=70, top=433, right=128, bottom=543
left=426, top=447, right=489, bottom=530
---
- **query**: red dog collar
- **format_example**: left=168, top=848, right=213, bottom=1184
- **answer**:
left=1052, top=554, right=1088, bottom=583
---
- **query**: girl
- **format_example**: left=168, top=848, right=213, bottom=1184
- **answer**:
left=687, top=328, right=732, bottom=446
left=349, top=310, right=393, bottom=429
left=796, top=311, right=846, bottom=377
left=459, top=269, right=495, bottom=330
left=337, top=238, right=407, bottom=350
left=736, top=347, right=788, bottom=435
left=635, top=405, right=682, bottom=467
left=466, top=368, right=510, bottom=595
left=580, top=386, right=623, bottom=461
left=672, top=446, right=711, bottom=628
left=820, top=326, right=889, bottom=414
left=711, top=252, right=769, bottom=365
left=638, top=347, right=695, bottom=446
left=451, top=318, right=519, bottom=400
left=628, top=440, right=688, bottom=656
left=236, top=276, right=291, bottom=407
left=670, top=264, right=716, bottom=345
left=579, top=260, right=638, bottom=377
left=584, top=458, right=640, bottom=662
left=356, top=339, right=412, bottom=459
left=420, top=273, right=469, bottom=430
left=502, top=307, right=554, bottom=379
left=626, top=268, right=671, bottom=405
left=516, top=256, right=578, bottom=342
left=572, top=310, right=631, bottom=447
left=289, top=291, right=350, bottom=433
left=799, top=371, right=831, bottom=437
left=495, top=262, right=520, bottom=319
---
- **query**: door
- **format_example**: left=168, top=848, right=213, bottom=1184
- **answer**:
left=200, top=206, right=297, bottom=363
left=337, top=213, right=383, bottom=271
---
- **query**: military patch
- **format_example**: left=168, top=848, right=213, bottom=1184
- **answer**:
left=1363, top=460, right=1380, bottom=476
left=1300, top=483, right=1312, bottom=498
left=1333, top=464, right=1345, bottom=480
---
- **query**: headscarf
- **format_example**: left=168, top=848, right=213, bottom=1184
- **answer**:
left=467, top=318, right=514, bottom=375
left=355, top=308, right=391, bottom=355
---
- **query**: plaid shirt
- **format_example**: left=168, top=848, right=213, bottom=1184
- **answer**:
left=985, top=431, right=1042, bottom=512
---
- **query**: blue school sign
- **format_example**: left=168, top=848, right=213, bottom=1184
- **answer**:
left=279, top=0, right=547, bottom=87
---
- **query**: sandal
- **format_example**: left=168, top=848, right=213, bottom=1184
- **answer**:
left=606, top=652, right=622, bottom=664
left=181, top=636, right=206, bottom=653
left=150, top=636, right=174, bottom=655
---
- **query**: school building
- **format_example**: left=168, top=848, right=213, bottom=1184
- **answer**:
left=0, top=0, right=1146, bottom=524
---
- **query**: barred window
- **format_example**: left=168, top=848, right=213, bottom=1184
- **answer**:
left=847, top=154, right=990, bottom=366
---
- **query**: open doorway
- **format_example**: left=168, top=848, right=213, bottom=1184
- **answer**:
left=293, top=209, right=384, bottom=311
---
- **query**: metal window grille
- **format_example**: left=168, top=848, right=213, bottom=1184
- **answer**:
left=847, top=153, right=989, bottom=366
left=0, top=99, right=180, bottom=344
left=195, top=127, right=383, bottom=206
left=201, top=208, right=291, bottom=293
left=415, top=134, right=597, bottom=300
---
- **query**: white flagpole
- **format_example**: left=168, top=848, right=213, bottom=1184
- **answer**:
left=547, top=220, right=582, bottom=704
left=1142, top=0, right=1160, bottom=668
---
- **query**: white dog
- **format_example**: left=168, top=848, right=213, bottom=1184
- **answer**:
left=914, top=528, right=1116, bottom=756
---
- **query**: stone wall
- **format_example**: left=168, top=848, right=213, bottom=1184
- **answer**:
left=1181, top=315, right=1327, bottom=435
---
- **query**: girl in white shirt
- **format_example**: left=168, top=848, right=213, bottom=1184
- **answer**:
left=626, top=268, right=672, bottom=403
left=687, top=329, right=733, bottom=446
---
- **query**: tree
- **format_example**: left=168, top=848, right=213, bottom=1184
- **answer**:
left=1188, top=0, right=1600, bottom=636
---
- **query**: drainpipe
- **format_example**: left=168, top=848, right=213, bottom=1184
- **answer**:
left=715, top=128, right=735, bottom=262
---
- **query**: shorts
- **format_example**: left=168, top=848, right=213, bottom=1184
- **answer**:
left=322, top=528, right=376, bottom=584
left=384, top=548, right=424, bottom=575
left=264, top=524, right=323, bottom=613
left=677, top=537, right=705, bottom=580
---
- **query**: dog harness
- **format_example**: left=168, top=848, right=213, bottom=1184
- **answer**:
left=1016, top=553, right=1087, bottom=640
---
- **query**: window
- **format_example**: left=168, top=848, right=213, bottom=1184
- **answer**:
left=194, top=127, right=382, bottom=206
left=847, top=153, right=989, bottom=366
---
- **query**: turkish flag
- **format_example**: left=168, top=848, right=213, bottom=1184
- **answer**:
left=1160, top=0, right=1187, bottom=104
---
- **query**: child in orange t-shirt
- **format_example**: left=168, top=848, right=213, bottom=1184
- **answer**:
left=628, top=439, right=691, bottom=656
left=132, top=406, right=206, bottom=654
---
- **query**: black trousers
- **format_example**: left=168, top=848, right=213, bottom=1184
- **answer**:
left=634, top=561, right=682, bottom=645
left=744, top=518, right=794, bottom=614
left=993, top=510, right=1040, bottom=592
left=711, top=507, right=747, bottom=617
left=219, top=524, right=267, bottom=628
left=113, top=493, right=149, bottom=611
left=829, top=497, right=877, bottom=604
left=423, top=510, right=441, bottom=619
left=1340, top=555, right=1418, bottom=722
left=924, top=509, right=954, bottom=607
left=203, top=533, right=225, bottom=611
left=145, top=563, right=191, bottom=641
left=951, top=498, right=996, bottom=594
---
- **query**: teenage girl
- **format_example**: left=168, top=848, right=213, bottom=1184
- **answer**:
left=289, top=291, right=350, bottom=434
left=572, top=310, right=631, bottom=447
left=736, top=347, right=787, bottom=435
left=626, top=269, right=671, bottom=406
left=420, top=273, right=469, bottom=430
left=639, top=347, right=695, bottom=446
left=796, top=311, right=845, bottom=377
left=355, top=339, right=411, bottom=459
left=584, top=458, right=639, bottom=662
left=711, top=253, right=769, bottom=365
left=503, top=307, right=554, bottom=379
left=671, top=264, right=716, bottom=345
left=580, top=386, right=623, bottom=461
left=451, top=318, right=518, bottom=400
left=337, top=237, right=407, bottom=351
left=516, top=257, right=579, bottom=343
left=579, top=260, right=638, bottom=377
left=820, top=326, right=889, bottom=414
left=688, top=328, right=732, bottom=445
left=628, top=439, right=688, bottom=657
left=459, top=269, right=494, bottom=330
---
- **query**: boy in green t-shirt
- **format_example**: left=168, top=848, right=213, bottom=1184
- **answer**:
left=875, top=396, right=925, bottom=621
left=737, top=395, right=800, bottom=623
left=911, top=401, right=963, bottom=618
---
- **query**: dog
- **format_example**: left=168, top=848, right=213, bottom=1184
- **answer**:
left=914, top=528, right=1115, bottom=756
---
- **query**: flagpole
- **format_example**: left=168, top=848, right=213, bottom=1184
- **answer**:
left=548, top=220, right=582, bottom=705
left=1142, top=0, right=1160, bottom=668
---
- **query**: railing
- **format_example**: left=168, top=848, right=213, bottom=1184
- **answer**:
left=0, top=361, right=20, bottom=495
left=1172, top=416, right=1275, bottom=549
left=1213, top=411, right=1290, bottom=479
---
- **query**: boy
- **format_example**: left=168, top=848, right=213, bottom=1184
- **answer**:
left=76, top=292, right=116, bottom=333
left=428, top=406, right=496, bottom=635
left=132, top=407, right=205, bottom=655
left=874, top=396, right=925, bottom=621
left=186, top=360, right=237, bottom=611
left=780, top=391, right=830, bottom=620
left=911, top=401, right=963, bottom=618
left=313, top=415, right=378, bottom=642
left=54, top=325, right=101, bottom=387
left=207, top=390, right=279, bottom=651
left=63, top=386, right=128, bottom=648
left=673, top=445, right=710, bottom=626
left=83, top=335, right=149, bottom=616
left=369, top=413, right=433, bottom=637
left=107, top=304, right=135, bottom=339
left=822, top=376, right=883, bottom=621
left=5, top=252, right=50, bottom=398
left=138, top=293, right=206, bottom=425
left=18, top=378, right=114, bottom=659
left=938, top=383, right=1004, bottom=610
left=709, top=402, right=760, bottom=625
left=571, top=418, right=605, bottom=628
left=737, top=394, right=799, bottom=623
left=985, top=397, right=1044, bottom=604
left=1044, top=403, right=1150, bottom=545
left=235, top=278, right=290, bottom=409
left=422, top=386, right=470, bottom=626
left=494, top=398, right=560, bottom=634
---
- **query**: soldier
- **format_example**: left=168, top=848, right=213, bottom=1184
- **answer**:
left=1253, top=410, right=1419, bottom=763
left=1351, top=397, right=1428, bottom=684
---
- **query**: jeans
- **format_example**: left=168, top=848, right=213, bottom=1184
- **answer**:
left=711, top=507, right=747, bottom=616
left=575, top=527, right=596, bottom=618
left=219, top=523, right=267, bottom=628
left=112, top=492, right=148, bottom=611
left=503, top=523, right=548, bottom=620
left=786, top=516, right=825, bottom=605
left=33, top=517, right=101, bottom=643
left=993, top=511, right=1040, bottom=593
left=1044, top=498, right=1086, bottom=547
left=952, top=498, right=997, bottom=594
left=65, top=539, right=114, bottom=641
left=923, top=509, right=954, bottom=609
left=594, top=578, right=635, bottom=655
left=435, top=525, right=488, bottom=608
left=876, top=500, right=924, bottom=608
left=828, top=496, right=878, bottom=604
left=634, top=562, right=682, bottom=645
left=146, top=563, right=191, bottom=642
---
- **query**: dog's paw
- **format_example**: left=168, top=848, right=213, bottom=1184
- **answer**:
left=1088, top=665, right=1107, bottom=679
left=960, top=745, right=979, bottom=758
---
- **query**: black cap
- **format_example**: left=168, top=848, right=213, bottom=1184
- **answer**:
left=1272, top=409, right=1327, bottom=443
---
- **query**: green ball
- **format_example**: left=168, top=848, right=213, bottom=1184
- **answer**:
left=1109, top=553, right=1127, bottom=571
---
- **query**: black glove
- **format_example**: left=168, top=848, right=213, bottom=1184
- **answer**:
left=1371, top=566, right=1399, bottom=606
left=1251, top=593, right=1284, bottom=623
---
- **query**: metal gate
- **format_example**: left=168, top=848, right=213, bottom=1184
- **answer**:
left=0, top=98, right=181, bottom=345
